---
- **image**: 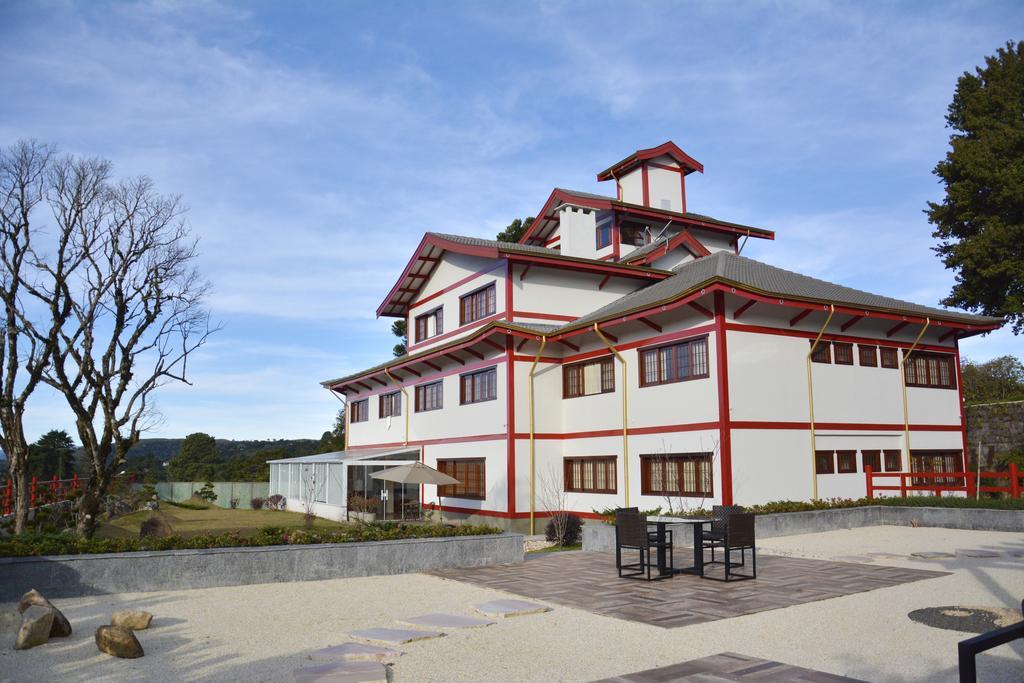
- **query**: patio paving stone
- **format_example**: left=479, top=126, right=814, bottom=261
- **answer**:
left=349, top=627, right=444, bottom=645
left=956, top=548, right=1000, bottom=558
left=910, top=551, right=956, bottom=559
left=293, top=660, right=388, bottom=683
left=398, top=613, right=495, bottom=629
left=431, top=551, right=947, bottom=629
left=309, top=642, right=402, bottom=663
left=472, top=599, right=552, bottom=618
left=593, top=651, right=865, bottom=682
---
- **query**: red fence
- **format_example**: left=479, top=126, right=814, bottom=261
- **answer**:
left=0, top=475, right=86, bottom=516
left=865, top=464, right=1022, bottom=499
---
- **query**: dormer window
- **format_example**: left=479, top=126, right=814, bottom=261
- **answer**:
left=596, top=222, right=612, bottom=249
left=414, top=307, right=443, bottom=342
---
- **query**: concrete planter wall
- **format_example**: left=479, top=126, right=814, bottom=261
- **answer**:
left=0, top=532, right=523, bottom=602
left=582, top=506, right=1024, bottom=552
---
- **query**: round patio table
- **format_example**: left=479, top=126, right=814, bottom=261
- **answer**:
left=645, top=516, right=713, bottom=577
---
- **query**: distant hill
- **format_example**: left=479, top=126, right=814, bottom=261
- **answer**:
left=124, top=437, right=321, bottom=463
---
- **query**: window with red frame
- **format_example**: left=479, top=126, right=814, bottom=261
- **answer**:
left=563, top=358, right=614, bottom=398
left=810, top=341, right=831, bottom=364
left=815, top=450, right=834, bottom=474
left=639, top=337, right=709, bottom=387
left=861, top=450, right=881, bottom=472
left=879, top=347, right=899, bottom=369
left=904, top=352, right=955, bottom=389
left=564, top=456, right=617, bottom=493
left=437, top=458, right=485, bottom=499
left=883, top=450, right=902, bottom=472
left=596, top=221, right=613, bottom=249
left=833, top=342, right=854, bottom=365
left=350, top=399, right=368, bottom=423
left=910, top=451, right=964, bottom=486
left=415, top=381, right=443, bottom=412
left=414, top=307, right=443, bottom=342
left=837, top=450, right=857, bottom=473
left=460, top=367, right=497, bottom=404
left=859, top=345, right=878, bottom=367
left=379, top=391, right=401, bottom=418
left=640, top=453, right=713, bottom=496
left=459, top=283, right=496, bottom=325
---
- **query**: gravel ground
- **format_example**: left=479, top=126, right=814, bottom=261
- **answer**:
left=1, top=526, right=1022, bottom=682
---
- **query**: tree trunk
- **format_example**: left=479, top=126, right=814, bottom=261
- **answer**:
left=75, top=489, right=100, bottom=538
left=11, top=460, right=29, bottom=534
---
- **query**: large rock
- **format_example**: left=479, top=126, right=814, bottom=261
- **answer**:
left=139, top=514, right=173, bottom=539
left=95, top=625, right=144, bottom=659
left=17, top=589, right=72, bottom=638
left=111, top=609, right=153, bottom=630
left=15, top=605, right=54, bottom=650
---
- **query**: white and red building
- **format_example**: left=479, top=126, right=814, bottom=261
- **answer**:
left=274, top=142, right=1003, bottom=530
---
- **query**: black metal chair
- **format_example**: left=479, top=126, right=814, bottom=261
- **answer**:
left=702, top=512, right=756, bottom=582
left=615, top=508, right=673, bottom=581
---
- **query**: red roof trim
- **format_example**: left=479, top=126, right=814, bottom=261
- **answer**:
left=597, top=141, right=704, bottom=181
left=624, top=229, right=712, bottom=266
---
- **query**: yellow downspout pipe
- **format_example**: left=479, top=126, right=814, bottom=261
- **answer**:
left=899, top=318, right=931, bottom=470
left=384, top=368, right=410, bottom=446
left=528, top=336, right=547, bottom=535
left=593, top=324, right=630, bottom=508
left=806, top=305, right=835, bottom=500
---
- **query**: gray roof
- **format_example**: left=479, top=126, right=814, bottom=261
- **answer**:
left=555, top=187, right=616, bottom=202
left=565, top=251, right=1003, bottom=329
left=427, top=232, right=558, bottom=256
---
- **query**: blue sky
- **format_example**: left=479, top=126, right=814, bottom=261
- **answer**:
left=1, top=0, right=1021, bottom=442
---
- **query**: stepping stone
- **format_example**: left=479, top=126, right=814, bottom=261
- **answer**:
left=349, top=627, right=444, bottom=645
left=868, top=552, right=906, bottom=560
left=310, top=642, right=402, bottom=663
left=957, top=549, right=1000, bottom=558
left=473, top=599, right=551, bottom=618
left=911, top=551, right=955, bottom=559
left=294, top=660, right=387, bottom=683
left=398, top=613, right=495, bottom=629
left=1008, top=550, right=1024, bottom=558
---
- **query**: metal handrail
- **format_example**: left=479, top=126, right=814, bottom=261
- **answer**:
left=958, top=600, right=1024, bottom=682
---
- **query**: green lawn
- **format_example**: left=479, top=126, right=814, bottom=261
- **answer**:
left=97, top=503, right=351, bottom=539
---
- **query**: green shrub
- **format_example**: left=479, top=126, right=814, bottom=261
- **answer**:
left=0, top=522, right=504, bottom=558
left=165, top=499, right=209, bottom=511
left=196, top=482, right=217, bottom=503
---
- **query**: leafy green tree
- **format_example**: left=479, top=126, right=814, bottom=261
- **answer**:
left=962, top=355, right=1024, bottom=405
left=496, top=217, right=535, bottom=243
left=220, top=451, right=273, bottom=481
left=166, top=432, right=220, bottom=481
left=27, top=430, right=76, bottom=479
left=316, top=409, right=346, bottom=454
left=391, top=319, right=407, bottom=357
left=927, top=41, right=1024, bottom=333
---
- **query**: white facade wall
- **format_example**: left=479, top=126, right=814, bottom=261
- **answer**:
left=646, top=158, right=683, bottom=212
left=513, top=268, right=637, bottom=322
left=618, top=168, right=643, bottom=205
left=558, top=207, right=603, bottom=260
left=406, top=252, right=506, bottom=355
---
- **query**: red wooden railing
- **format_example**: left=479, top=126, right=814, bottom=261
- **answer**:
left=0, top=475, right=86, bottom=516
left=865, top=464, right=1022, bottom=499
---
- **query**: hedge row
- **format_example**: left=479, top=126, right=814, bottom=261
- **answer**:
left=597, top=495, right=1024, bottom=523
left=0, top=522, right=503, bottom=558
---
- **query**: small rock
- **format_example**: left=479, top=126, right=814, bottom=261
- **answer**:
left=17, top=589, right=71, bottom=638
left=111, top=609, right=153, bottom=630
left=139, top=514, right=173, bottom=539
left=95, top=625, right=144, bottom=658
left=15, top=605, right=54, bottom=650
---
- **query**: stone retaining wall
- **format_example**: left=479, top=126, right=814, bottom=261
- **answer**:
left=0, top=533, right=523, bottom=602
left=582, top=506, right=1024, bottom=552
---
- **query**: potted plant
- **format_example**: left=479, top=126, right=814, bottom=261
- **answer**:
left=347, top=494, right=377, bottom=523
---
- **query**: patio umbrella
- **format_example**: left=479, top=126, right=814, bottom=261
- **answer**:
left=370, top=462, right=459, bottom=522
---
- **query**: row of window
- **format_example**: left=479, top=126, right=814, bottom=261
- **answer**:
left=413, top=283, right=496, bottom=343
left=432, top=453, right=714, bottom=501
left=814, top=449, right=964, bottom=485
left=562, top=336, right=710, bottom=398
left=811, top=341, right=956, bottom=390
left=349, top=367, right=498, bottom=422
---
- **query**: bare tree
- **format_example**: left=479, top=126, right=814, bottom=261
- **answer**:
left=0, top=141, right=84, bottom=533
left=301, top=463, right=318, bottom=526
left=36, top=164, right=216, bottom=537
left=653, top=436, right=720, bottom=516
left=536, top=462, right=570, bottom=544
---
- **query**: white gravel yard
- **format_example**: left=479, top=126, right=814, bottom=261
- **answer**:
left=1, top=526, right=1022, bottom=682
